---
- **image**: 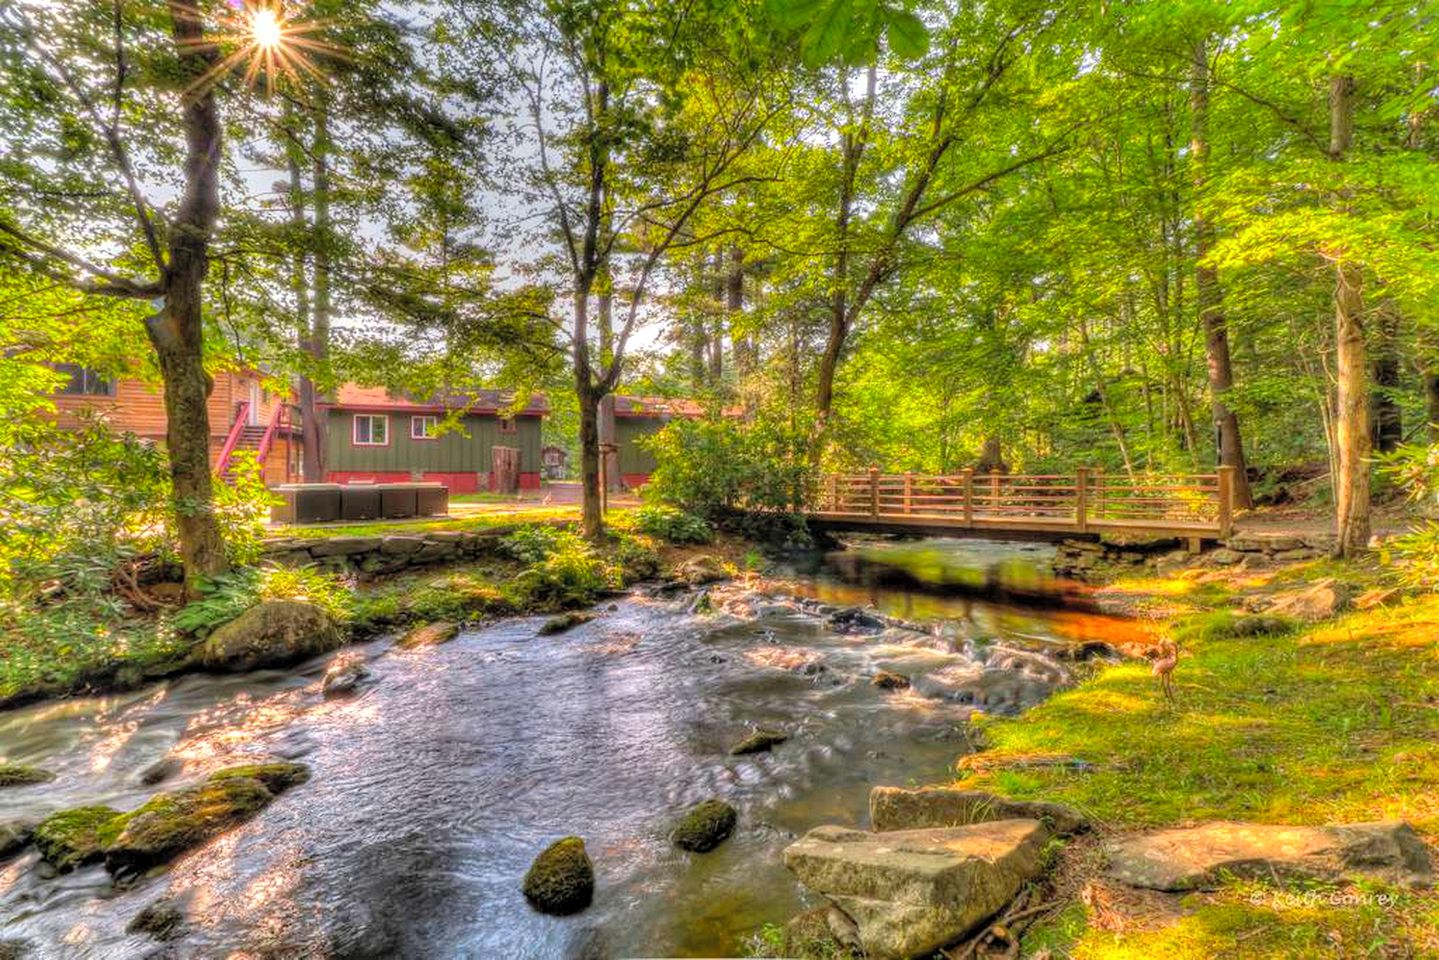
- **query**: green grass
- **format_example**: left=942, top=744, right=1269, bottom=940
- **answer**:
left=966, top=562, right=1439, bottom=959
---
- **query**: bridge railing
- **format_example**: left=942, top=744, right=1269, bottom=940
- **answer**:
left=810, top=466, right=1235, bottom=537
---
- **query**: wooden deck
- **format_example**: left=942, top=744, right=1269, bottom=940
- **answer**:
left=806, top=467, right=1236, bottom=543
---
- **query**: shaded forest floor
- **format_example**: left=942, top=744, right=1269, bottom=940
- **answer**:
left=957, top=556, right=1439, bottom=958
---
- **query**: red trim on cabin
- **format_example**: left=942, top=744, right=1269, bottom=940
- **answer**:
left=622, top=473, right=652, bottom=488
left=519, top=471, right=541, bottom=490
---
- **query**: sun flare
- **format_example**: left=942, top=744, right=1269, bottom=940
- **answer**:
left=251, top=8, right=284, bottom=50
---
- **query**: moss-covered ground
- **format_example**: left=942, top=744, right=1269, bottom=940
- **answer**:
left=956, top=557, right=1439, bottom=958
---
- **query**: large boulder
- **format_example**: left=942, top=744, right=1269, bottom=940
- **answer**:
left=197, top=600, right=343, bottom=672
left=1264, top=578, right=1351, bottom=621
left=1104, top=820, right=1434, bottom=891
left=783, top=820, right=1050, bottom=960
left=671, top=799, right=738, bottom=852
left=522, top=837, right=594, bottom=915
left=870, top=786, right=1087, bottom=837
left=677, top=556, right=729, bottom=586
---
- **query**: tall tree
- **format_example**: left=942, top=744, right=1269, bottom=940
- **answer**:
left=0, top=1, right=238, bottom=595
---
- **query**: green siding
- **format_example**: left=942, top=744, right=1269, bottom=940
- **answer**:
left=327, top=412, right=542, bottom=473
left=617, top=418, right=669, bottom=474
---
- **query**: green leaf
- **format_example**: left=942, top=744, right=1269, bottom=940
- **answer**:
left=766, top=0, right=832, bottom=31
left=884, top=9, right=929, bottom=60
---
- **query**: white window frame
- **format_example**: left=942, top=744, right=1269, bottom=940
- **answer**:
left=353, top=414, right=389, bottom=446
left=411, top=415, right=439, bottom=440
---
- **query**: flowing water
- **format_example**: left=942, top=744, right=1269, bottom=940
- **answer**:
left=0, top=538, right=1145, bottom=959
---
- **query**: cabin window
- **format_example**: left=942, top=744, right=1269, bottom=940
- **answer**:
left=353, top=414, right=389, bottom=446
left=411, top=415, right=439, bottom=440
left=498, top=417, right=517, bottom=435
left=54, top=364, right=115, bottom=397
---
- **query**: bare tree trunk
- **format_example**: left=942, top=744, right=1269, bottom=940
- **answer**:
left=1328, top=74, right=1371, bottom=556
left=578, top=381, right=603, bottom=538
left=306, top=103, right=333, bottom=481
left=1426, top=369, right=1439, bottom=442
left=1191, top=38, right=1253, bottom=507
left=727, top=246, right=751, bottom=380
left=148, top=2, right=227, bottom=597
left=283, top=102, right=323, bottom=484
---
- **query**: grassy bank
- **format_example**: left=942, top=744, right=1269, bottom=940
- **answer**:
left=0, top=510, right=749, bottom=711
left=955, top=558, right=1439, bottom=958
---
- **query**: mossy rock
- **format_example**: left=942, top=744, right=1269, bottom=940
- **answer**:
left=197, top=599, right=344, bottom=672
left=0, top=763, right=55, bottom=788
left=872, top=670, right=911, bottom=690
left=522, top=836, right=594, bottom=915
left=103, top=775, right=277, bottom=879
left=126, top=899, right=185, bottom=941
left=0, top=820, right=37, bottom=861
left=34, top=806, right=121, bottom=872
left=207, top=762, right=311, bottom=795
left=0, top=939, right=31, bottom=960
left=671, top=799, right=737, bottom=852
left=1230, top=614, right=1295, bottom=637
left=538, top=611, right=595, bottom=635
left=730, top=729, right=789, bottom=756
left=397, top=620, right=459, bottom=649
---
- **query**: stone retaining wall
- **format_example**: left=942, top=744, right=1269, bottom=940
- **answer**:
left=259, top=529, right=511, bottom=576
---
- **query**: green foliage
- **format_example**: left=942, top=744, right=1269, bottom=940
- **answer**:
left=171, top=565, right=352, bottom=638
left=500, top=524, right=579, bottom=564
left=502, top=524, right=621, bottom=608
left=629, top=505, right=713, bottom=544
left=1378, top=443, right=1439, bottom=591
left=644, top=418, right=808, bottom=517
left=213, top=454, right=278, bottom=567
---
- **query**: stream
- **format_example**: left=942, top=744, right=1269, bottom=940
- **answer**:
left=0, top=538, right=1145, bottom=959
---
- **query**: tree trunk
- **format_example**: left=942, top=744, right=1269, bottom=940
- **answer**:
left=578, top=382, right=603, bottom=539
left=976, top=436, right=1008, bottom=474
left=1328, top=74, right=1370, bottom=556
left=151, top=2, right=227, bottom=597
left=1190, top=38, right=1253, bottom=508
left=305, top=103, right=333, bottom=482
left=1426, top=368, right=1439, bottom=443
left=1370, top=301, right=1402, bottom=453
left=727, top=246, right=751, bottom=380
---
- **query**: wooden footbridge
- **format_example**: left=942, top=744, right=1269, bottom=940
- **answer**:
left=806, top=466, right=1237, bottom=544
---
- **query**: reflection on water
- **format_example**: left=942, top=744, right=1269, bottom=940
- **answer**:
left=0, top=539, right=1142, bottom=958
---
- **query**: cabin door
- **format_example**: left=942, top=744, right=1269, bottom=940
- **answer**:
left=247, top=380, right=261, bottom=425
left=492, top=445, right=521, bottom=494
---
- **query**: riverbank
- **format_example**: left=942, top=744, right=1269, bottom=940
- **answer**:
left=0, top=507, right=759, bottom=712
left=935, top=554, right=1438, bottom=957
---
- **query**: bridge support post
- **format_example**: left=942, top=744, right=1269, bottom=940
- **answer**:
left=1217, top=465, right=1236, bottom=539
left=903, top=471, right=913, bottom=514
left=961, top=468, right=974, bottom=527
left=1075, top=466, right=1089, bottom=532
left=828, top=474, right=838, bottom=512
left=869, top=465, right=880, bottom=518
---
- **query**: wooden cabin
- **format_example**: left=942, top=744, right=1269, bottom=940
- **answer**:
left=321, top=385, right=546, bottom=492
left=46, top=364, right=302, bottom=486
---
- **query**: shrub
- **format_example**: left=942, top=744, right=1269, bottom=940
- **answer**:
left=630, top=505, right=712, bottom=544
left=500, top=524, right=578, bottom=564
left=0, top=418, right=171, bottom=617
left=642, top=417, right=809, bottom=517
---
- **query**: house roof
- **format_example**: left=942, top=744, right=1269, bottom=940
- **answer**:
left=613, top=395, right=741, bottom=419
left=325, top=384, right=548, bottom=416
